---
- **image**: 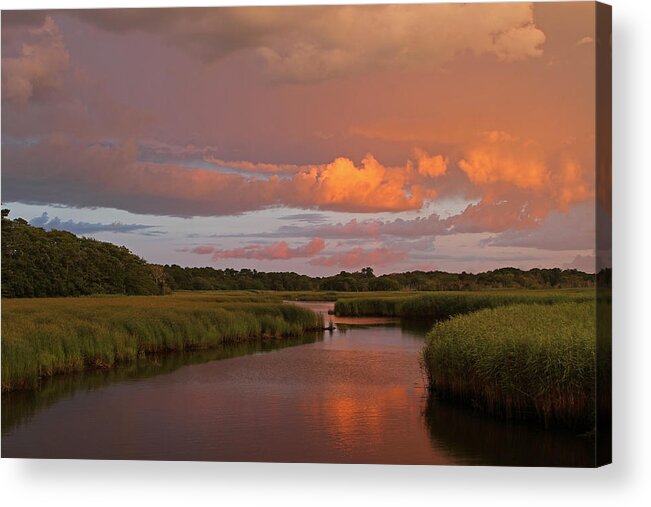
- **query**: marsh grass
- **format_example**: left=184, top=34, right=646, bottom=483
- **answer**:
left=1, top=294, right=322, bottom=391
left=334, top=289, right=594, bottom=319
left=423, top=302, right=602, bottom=429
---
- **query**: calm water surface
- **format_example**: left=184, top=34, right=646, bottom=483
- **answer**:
left=2, top=302, right=594, bottom=465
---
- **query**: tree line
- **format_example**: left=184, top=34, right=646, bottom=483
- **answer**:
left=2, top=210, right=162, bottom=297
left=2, top=210, right=596, bottom=298
left=164, top=265, right=595, bottom=292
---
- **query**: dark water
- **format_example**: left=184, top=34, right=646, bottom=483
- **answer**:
left=2, top=302, right=595, bottom=466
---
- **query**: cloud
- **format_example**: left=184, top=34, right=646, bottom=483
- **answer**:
left=188, top=238, right=325, bottom=261
left=2, top=16, right=155, bottom=147
left=310, top=247, right=407, bottom=269
left=285, top=154, right=424, bottom=212
left=445, top=199, right=537, bottom=234
left=563, top=254, right=595, bottom=273
left=414, top=148, right=448, bottom=178
left=480, top=202, right=595, bottom=251
left=481, top=130, right=518, bottom=143
left=205, top=155, right=317, bottom=174
left=28, top=211, right=162, bottom=235
left=250, top=220, right=383, bottom=240
left=230, top=199, right=545, bottom=240
left=1, top=16, right=70, bottom=105
left=71, top=3, right=545, bottom=82
left=189, top=245, right=215, bottom=255
left=138, top=140, right=222, bottom=164
left=283, top=214, right=451, bottom=240
left=278, top=213, right=329, bottom=224
left=1, top=11, right=49, bottom=29
left=6, top=127, right=592, bottom=231
left=458, top=134, right=593, bottom=211
left=3, top=136, right=436, bottom=216
left=459, top=144, right=548, bottom=190
left=250, top=197, right=544, bottom=240
left=258, top=4, right=546, bottom=82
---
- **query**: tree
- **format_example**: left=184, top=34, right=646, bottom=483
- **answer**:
left=361, top=267, right=375, bottom=278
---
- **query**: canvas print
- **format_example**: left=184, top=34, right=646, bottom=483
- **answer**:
left=1, top=2, right=611, bottom=466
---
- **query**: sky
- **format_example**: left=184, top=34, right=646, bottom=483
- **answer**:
left=1, top=2, right=602, bottom=275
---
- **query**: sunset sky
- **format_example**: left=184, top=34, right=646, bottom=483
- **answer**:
left=1, top=2, right=601, bottom=275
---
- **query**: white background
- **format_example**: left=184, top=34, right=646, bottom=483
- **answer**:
left=1, top=0, right=649, bottom=505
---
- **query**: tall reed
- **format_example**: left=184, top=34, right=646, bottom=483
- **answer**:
left=334, top=289, right=594, bottom=319
left=2, top=295, right=322, bottom=391
left=423, top=302, right=600, bottom=429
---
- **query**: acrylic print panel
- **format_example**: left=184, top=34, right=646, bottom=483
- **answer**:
left=1, top=2, right=611, bottom=467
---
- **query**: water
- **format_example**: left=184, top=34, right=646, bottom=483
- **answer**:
left=1, top=302, right=595, bottom=465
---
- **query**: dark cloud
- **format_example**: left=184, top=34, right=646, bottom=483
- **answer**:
left=1, top=10, right=49, bottom=28
left=1, top=16, right=69, bottom=105
left=69, top=4, right=545, bottom=82
left=278, top=213, right=328, bottom=224
left=29, top=211, right=163, bottom=236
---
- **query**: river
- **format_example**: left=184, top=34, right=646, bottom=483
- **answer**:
left=1, top=302, right=595, bottom=465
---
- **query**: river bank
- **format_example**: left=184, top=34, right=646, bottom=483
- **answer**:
left=1, top=294, right=322, bottom=391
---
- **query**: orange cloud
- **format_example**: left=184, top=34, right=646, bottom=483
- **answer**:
left=459, top=146, right=548, bottom=189
left=310, top=247, right=406, bottom=268
left=211, top=150, right=448, bottom=210
left=414, top=148, right=448, bottom=178
left=197, top=238, right=326, bottom=261
left=458, top=134, right=594, bottom=211
left=553, top=159, right=592, bottom=209
left=287, top=154, right=425, bottom=212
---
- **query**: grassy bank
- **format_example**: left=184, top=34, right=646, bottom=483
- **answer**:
left=1, top=294, right=322, bottom=391
left=423, top=302, right=602, bottom=429
left=334, top=289, right=594, bottom=319
left=173, top=289, right=415, bottom=303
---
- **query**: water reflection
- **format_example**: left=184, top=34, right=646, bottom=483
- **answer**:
left=2, top=333, right=321, bottom=436
left=424, top=395, right=596, bottom=467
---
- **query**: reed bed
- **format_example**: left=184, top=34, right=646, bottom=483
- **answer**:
left=1, top=295, right=322, bottom=391
left=334, top=289, right=594, bottom=320
left=423, top=302, right=601, bottom=429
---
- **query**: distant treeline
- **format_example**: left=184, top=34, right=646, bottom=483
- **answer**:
left=164, top=265, right=595, bottom=292
left=2, top=210, right=599, bottom=298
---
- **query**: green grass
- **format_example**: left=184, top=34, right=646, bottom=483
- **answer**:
left=1, top=294, right=322, bottom=391
left=423, top=302, right=605, bottom=429
left=334, top=289, right=594, bottom=319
